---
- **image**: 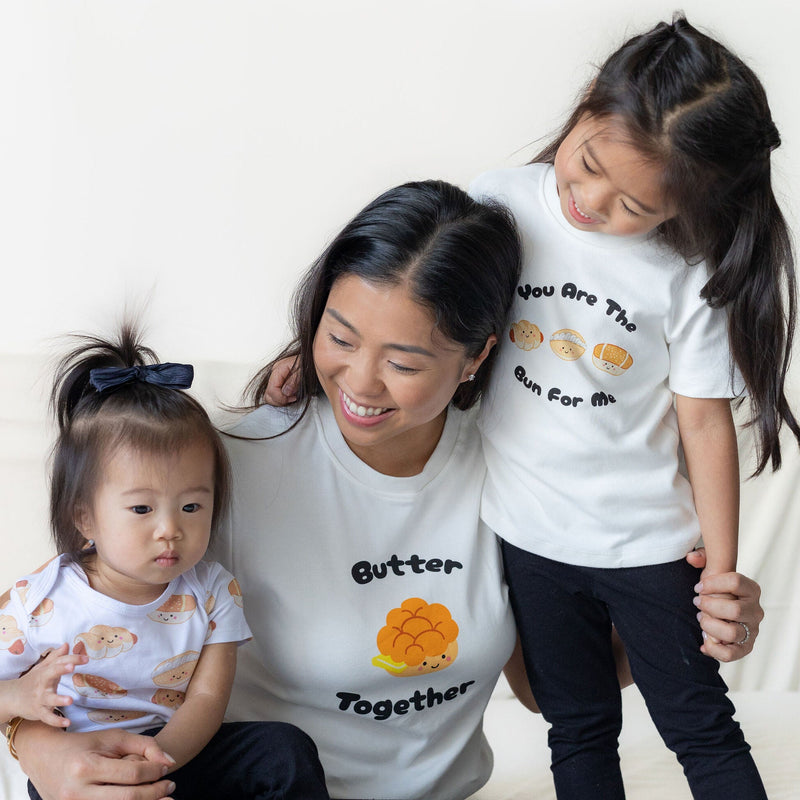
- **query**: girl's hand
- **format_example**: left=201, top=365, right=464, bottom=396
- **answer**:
left=16, top=721, right=177, bottom=800
left=15, top=643, right=87, bottom=727
left=263, top=357, right=299, bottom=406
left=685, top=548, right=763, bottom=661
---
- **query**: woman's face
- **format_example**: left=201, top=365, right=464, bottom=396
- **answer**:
left=313, top=274, right=494, bottom=476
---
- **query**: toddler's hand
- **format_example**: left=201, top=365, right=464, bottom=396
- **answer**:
left=263, top=357, right=299, bottom=406
left=15, top=643, right=88, bottom=727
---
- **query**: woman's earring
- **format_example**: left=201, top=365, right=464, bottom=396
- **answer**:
left=468, top=374, right=476, bottom=381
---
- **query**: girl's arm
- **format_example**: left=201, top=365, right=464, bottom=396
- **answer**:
left=676, top=395, right=739, bottom=577
left=0, top=644, right=87, bottom=726
left=153, top=641, right=237, bottom=772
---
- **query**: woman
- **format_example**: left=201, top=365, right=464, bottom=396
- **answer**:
left=13, top=181, right=764, bottom=800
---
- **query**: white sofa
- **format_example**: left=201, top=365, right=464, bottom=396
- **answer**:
left=2, top=354, right=799, bottom=799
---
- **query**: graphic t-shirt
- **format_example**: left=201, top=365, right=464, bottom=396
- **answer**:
left=217, top=399, right=516, bottom=800
left=471, top=164, right=738, bottom=568
left=0, top=556, right=251, bottom=732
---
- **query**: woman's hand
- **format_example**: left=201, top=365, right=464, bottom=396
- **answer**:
left=686, top=548, right=763, bottom=661
left=263, top=357, right=299, bottom=406
left=15, top=721, right=176, bottom=800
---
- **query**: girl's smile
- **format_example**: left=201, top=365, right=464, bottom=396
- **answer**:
left=554, top=114, right=673, bottom=237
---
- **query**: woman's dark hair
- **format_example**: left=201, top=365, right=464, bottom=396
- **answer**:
left=531, top=14, right=798, bottom=474
left=245, top=179, right=521, bottom=415
left=50, top=323, right=231, bottom=558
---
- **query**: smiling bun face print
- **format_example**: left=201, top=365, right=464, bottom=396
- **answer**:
left=592, top=343, right=633, bottom=375
left=74, top=625, right=137, bottom=659
left=510, top=320, right=544, bottom=351
left=151, top=651, right=200, bottom=689
left=72, top=673, right=127, bottom=699
left=148, top=594, right=197, bottom=624
left=550, top=329, right=586, bottom=361
left=0, top=615, right=26, bottom=655
left=87, top=709, right=146, bottom=725
left=372, top=598, right=459, bottom=678
left=29, top=597, right=54, bottom=627
left=151, top=688, right=186, bottom=710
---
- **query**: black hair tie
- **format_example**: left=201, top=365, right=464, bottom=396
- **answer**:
left=89, top=363, right=194, bottom=394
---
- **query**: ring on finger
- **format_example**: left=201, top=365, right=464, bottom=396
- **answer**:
left=735, top=621, right=751, bottom=646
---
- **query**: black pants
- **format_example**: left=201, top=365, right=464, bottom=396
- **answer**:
left=502, top=542, right=767, bottom=800
left=29, top=720, right=329, bottom=800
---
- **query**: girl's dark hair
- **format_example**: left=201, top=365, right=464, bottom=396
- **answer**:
left=245, top=179, right=521, bottom=415
left=531, top=14, right=798, bottom=474
left=50, top=323, right=231, bottom=557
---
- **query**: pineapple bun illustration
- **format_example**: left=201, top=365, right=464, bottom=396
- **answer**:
left=372, top=598, right=459, bottom=677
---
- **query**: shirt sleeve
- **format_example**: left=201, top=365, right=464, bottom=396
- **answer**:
left=666, top=266, right=743, bottom=398
left=198, top=561, right=253, bottom=646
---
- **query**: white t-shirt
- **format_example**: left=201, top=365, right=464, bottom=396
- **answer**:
left=0, top=556, right=251, bottom=732
left=471, top=164, right=738, bottom=568
left=218, top=398, right=516, bottom=800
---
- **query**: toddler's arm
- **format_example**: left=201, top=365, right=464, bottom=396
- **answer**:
left=0, top=643, right=87, bottom=727
left=676, top=395, right=739, bottom=576
left=152, top=641, right=237, bottom=772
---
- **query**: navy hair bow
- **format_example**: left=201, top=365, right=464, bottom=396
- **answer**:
left=89, top=363, right=194, bottom=394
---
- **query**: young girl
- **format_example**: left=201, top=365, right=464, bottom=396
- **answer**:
left=0, top=325, right=329, bottom=800
left=468, top=14, right=797, bottom=800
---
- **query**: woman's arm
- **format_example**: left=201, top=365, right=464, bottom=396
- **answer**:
left=153, top=641, right=237, bottom=771
left=14, top=722, right=176, bottom=800
left=676, top=395, right=739, bottom=576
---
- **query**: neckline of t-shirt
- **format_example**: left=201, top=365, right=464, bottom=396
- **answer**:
left=63, top=558, right=181, bottom=614
left=538, top=164, right=653, bottom=250
left=314, top=397, right=462, bottom=494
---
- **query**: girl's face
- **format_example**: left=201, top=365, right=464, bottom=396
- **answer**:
left=76, top=441, right=215, bottom=604
left=554, top=114, right=673, bottom=237
left=313, top=274, right=494, bottom=476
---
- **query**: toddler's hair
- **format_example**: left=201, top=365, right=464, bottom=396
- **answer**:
left=49, top=323, right=231, bottom=556
left=532, top=14, right=798, bottom=474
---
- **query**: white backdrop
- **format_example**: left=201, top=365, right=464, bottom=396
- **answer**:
left=1, top=0, right=798, bottom=368
left=1, top=1, right=799, bottom=687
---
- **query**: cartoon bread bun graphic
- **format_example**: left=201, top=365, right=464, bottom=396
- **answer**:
left=87, top=709, right=146, bottom=724
left=29, top=597, right=55, bottom=627
left=592, top=343, right=633, bottom=376
left=148, top=594, right=197, bottom=624
left=228, top=579, right=243, bottom=608
left=151, top=688, right=186, bottom=710
left=151, top=651, right=200, bottom=688
left=510, top=320, right=544, bottom=351
left=73, top=625, right=137, bottom=659
left=0, top=615, right=26, bottom=655
left=372, top=598, right=459, bottom=678
left=204, top=592, right=216, bottom=615
left=73, top=672, right=127, bottom=699
left=550, top=329, right=586, bottom=361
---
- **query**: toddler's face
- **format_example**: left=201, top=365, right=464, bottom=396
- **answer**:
left=554, top=114, right=673, bottom=238
left=75, top=442, right=215, bottom=604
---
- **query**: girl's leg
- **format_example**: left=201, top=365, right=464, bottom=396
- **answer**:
left=165, top=720, right=329, bottom=800
left=606, top=558, right=766, bottom=800
left=502, top=541, right=626, bottom=800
